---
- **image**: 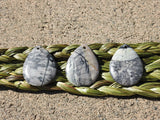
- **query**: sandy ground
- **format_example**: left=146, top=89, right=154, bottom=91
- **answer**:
left=0, top=0, right=160, bottom=120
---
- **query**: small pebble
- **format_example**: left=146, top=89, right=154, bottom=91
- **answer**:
left=23, top=46, right=57, bottom=86
left=109, top=44, right=143, bottom=86
left=66, top=45, right=99, bottom=86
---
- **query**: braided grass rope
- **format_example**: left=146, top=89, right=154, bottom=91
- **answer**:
left=0, top=42, right=160, bottom=98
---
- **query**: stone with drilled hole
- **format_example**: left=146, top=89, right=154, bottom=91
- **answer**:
left=66, top=45, right=99, bottom=86
left=109, top=44, right=143, bottom=86
left=23, top=46, right=57, bottom=86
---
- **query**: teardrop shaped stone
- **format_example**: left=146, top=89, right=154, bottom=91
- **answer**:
left=23, top=46, right=57, bottom=86
left=66, top=45, right=99, bottom=86
left=109, top=44, right=143, bottom=86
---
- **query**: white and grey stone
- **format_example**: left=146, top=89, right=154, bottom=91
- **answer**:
left=66, top=45, right=99, bottom=86
left=109, top=44, right=143, bottom=86
left=23, top=46, right=57, bottom=86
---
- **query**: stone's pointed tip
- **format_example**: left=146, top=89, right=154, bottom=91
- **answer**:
left=111, top=44, right=138, bottom=61
left=81, top=44, right=88, bottom=49
left=32, top=46, right=43, bottom=51
left=119, top=44, right=131, bottom=49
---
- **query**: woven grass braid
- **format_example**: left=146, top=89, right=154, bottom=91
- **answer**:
left=0, top=42, right=160, bottom=98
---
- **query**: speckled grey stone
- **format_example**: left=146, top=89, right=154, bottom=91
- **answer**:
left=66, top=45, right=99, bottom=86
left=109, top=44, right=143, bottom=86
left=23, top=46, right=57, bottom=86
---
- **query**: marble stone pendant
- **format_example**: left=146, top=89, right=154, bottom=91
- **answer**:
left=23, top=46, right=57, bottom=86
left=66, top=45, right=99, bottom=86
left=109, top=44, right=143, bottom=86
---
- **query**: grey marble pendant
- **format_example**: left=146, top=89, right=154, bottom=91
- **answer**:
left=109, top=44, right=143, bottom=86
left=66, top=45, right=99, bottom=86
left=23, top=46, right=57, bottom=86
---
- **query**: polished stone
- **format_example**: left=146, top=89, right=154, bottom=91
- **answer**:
left=23, top=46, right=57, bottom=86
left=109, top=44, right=143, bottom=86
left=66, top=45, right=99, bottom=86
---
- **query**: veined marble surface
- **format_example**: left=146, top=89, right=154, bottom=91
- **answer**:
left=110, top=44, right=143, bottom=86
left=23, top=46, right=57, bottom=86
left=66, top=45, right=99, bottom=86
